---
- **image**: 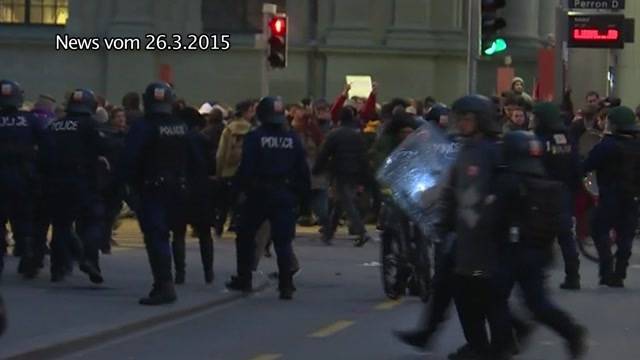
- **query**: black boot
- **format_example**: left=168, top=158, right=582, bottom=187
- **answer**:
left=18, top=237, right=39, bottom=279
left=560, top=260, right=581, bottom=290
left=393, top=329, right=434, bottom=350
left=172, top=240, right=186, bottom=285
left=278, top=272, right=295, bottom=300
left=79, top=260, right=104, bottom=284
left=199, top=235, right=214, bottom=284
left=139, top=282, right=177, bottom=305
left=567, top=325, right=588, bottom=359
left=598, top=258, right=614, bottom=286
left=225, top=275, right=252, bottom=293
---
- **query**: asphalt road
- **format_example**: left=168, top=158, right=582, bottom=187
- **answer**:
left=54, top=231, right=640, bottom=360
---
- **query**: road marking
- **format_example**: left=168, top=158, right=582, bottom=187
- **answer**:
left=249, top=354, right=282, bottom=360
left=309, top=320, right=355, bottom=338
left=375, top=298, right=404, bottom=310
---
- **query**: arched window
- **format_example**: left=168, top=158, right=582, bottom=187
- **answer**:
left=0, top=0, right=68, bottom=25
left=202, top=0, right=286, bottom=34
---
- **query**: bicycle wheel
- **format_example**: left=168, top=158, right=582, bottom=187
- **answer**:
left=380, top=228, right=406, bottom=300
left=408, top=227, right=432, bottom=303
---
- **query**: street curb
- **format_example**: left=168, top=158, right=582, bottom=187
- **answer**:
left=4, top=280, right=272, bottom=360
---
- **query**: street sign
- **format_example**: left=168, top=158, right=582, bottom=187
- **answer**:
left=568, top=14, right=625, bottom=48
left=569, top=0, right=625, bottom=10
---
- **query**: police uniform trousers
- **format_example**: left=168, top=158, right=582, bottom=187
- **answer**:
left=500, top=244, right=582, bottom=343
left=48, top=178, right=104, bottom=273
left=138, top=181, right=187, bottom=284
left=0, top=167, right=36, bottom=273
left=557, top=191, right=580, bottom=277
left=236, top=187, right=296, bottom=279
left=592, top=191, right=640, bottom=279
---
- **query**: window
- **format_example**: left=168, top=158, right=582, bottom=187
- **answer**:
left=0, top=0, right=68, bottom=25
left=202, top=0, right=286, bottom=33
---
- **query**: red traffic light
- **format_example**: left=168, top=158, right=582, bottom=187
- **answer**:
left=270, top=17, right=287, bottom=36
left=572, top=28, right=620, bottom=41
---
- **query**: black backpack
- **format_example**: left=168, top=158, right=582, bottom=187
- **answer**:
left=616, top=138, right=640, bottom=198
left=516, top=177, right=563, bottom=247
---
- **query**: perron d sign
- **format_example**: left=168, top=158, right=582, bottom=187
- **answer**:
left=570, top=0, right=625, bottom=10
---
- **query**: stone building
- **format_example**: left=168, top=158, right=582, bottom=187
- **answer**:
left=1, top=0, right=612, bottom=108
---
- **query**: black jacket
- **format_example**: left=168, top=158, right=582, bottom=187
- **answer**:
left=435, top=136, right=503, bottom=277
left=313, top=123, right=370, bottom=183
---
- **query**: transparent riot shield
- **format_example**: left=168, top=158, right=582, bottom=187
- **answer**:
left=376, top=122, right=460, bottom=237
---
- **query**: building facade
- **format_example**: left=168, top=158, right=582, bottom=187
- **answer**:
left=0, top=0, right=564, bottom=106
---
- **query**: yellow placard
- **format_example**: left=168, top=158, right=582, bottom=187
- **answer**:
left=346, top=75, right=372, bottom=98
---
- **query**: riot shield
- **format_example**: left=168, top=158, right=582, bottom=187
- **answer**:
left=376, top=122, right=460, bottom=237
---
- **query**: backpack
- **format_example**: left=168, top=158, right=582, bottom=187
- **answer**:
left=226, top=132, right=246, bottom=169
left=616, top=138, right=640, bottom=197
left=516, top=177, right=563, bottom=247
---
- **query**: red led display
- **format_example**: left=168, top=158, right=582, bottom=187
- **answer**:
left=568, top=14, right=625, bottom=48
left=572, top=28, right=620, bottom=41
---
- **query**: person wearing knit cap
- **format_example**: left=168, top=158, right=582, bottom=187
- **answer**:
left=584, top=106, right=640, bottom=288
left=511, top=77, right=533, bottom=107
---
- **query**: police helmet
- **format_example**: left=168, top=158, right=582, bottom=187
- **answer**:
left=532, top=102, right=566, bottom=134
left=503, top=130, right=546, bottom=177
left=256, top=96, right=286, bottom=125
left=66, top=89, right=98, bottom=115
left=607, top=106, right=640, bottom=134
left=143, top=82, right=175, bottom=115
left=425, top=103, right=450, bottom=122
left=0, top=79, right=24, bottom=110
left=451, top=95, right=500, bottom=135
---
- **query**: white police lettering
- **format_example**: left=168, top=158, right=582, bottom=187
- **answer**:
left=51, top=120, right=78, bottom=131
left=0, top=115, right=28, bottom=127
left=159, top=125, right=186, bottom=136
left=261, top=136, right=294, bottom=149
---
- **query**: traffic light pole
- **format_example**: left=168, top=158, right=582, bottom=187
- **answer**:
left=554, top=0, right=568, bottom=101
left=467, top=0, right=481, bottom=94
left=261, top=3, right=278, bottom=97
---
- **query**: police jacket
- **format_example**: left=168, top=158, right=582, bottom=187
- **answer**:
left=584, top=134, right=640, bottom=199
left=236, top=124, right=310, bottom=202
left=43, top=113, right=106, bottom=185
left=121, top=113, right=206, bottom=192
left=435, top=136, right=503, bottom=277
left=537, top=132, right=582, bottom=192
left=313, top=122, right=370, bottom=184
left=0, top=109, right=46, bottom=171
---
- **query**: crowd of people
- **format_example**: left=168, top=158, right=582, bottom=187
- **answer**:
left=1, top=76, right=640, bottom=359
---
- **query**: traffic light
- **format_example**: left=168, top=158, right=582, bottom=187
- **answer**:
left=268, top=14, right=288, bottom=68
left=482, top=0, right=507, bottom=56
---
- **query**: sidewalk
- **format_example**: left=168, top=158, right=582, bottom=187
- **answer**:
left=0, top=227, right=270, bottom=359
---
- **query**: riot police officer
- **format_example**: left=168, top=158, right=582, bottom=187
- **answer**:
left=532, top=102, right=582, bottom=290
left=226, top=96, right=310, bottom=300
left=584, top=106, right=640, bottom=288
left=433, top=95, right=512, bottom=359
left=45, top=89, right=105, bottom=283
left=123, top=82, right=205, bottom=305
left=495, top=130, right=587, bottom=359
left=0, top=80, right=45, bottom=279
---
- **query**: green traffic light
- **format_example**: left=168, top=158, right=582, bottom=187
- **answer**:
left=484, top=38, right=507, bottom=56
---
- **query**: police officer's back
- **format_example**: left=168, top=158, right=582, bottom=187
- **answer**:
left=45, top=89, right=106, bottom=283
left=584, top=106, right=640, bottom=287
left=493, top=131, right=587, bottom=358
left=123, top=82, right=203, bottom=305
left=532, top=102, right=582, bottom=290
left=226, top=96, right=310, bottom=300
left=0, top=80, right=45, bottom=279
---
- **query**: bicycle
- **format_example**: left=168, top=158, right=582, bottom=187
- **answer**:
left=379, top=197, right=431, bottom=302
